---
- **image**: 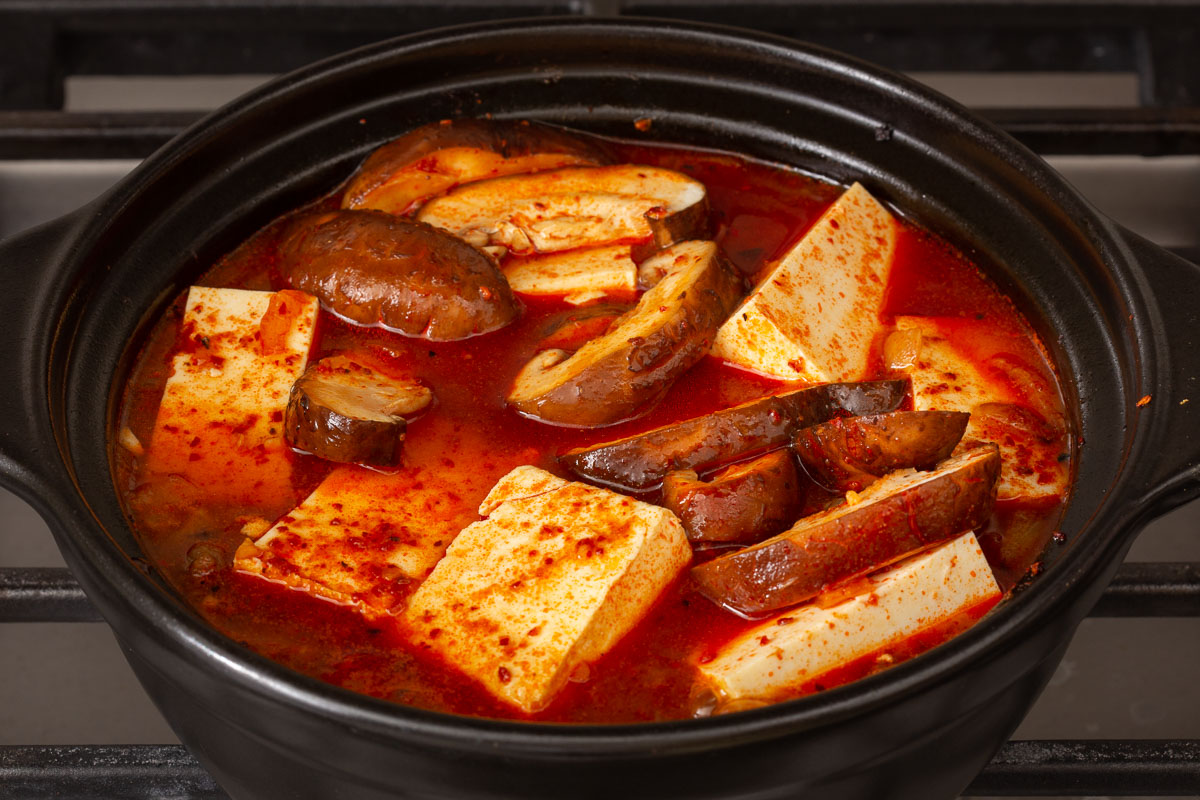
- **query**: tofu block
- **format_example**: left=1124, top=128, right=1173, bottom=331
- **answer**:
left=711, top=182, right=896, bottom=381
left=145, top=287, right=319, bottom=514
left=477, top=464, right=569, bottom=515
left=405, top=466, right=691, bottom=713
left=963, top=404, right=1070, bottom=502
left=697, top=532, right=1000, bottom=704
left=895, top=316, right=1069, bottom=501
left=502, top=245, right=637, bottom=305
left=894, top=316, right=1022, bottom=414
left=234, top=464, right=476, bottom=614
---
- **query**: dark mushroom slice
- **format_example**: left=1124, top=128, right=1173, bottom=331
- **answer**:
left=631, top=200, right=713, bottom=267
left=691, top=443, right=1001, bottom=617
left=417, top=165, right=709, bottom=256
left=342, top=119, right=611, bottom=215
left=280, top=210, right=518, bottom=341
left=662, top=450, right=802, bottom=544
left=537, top=305, right=630, bottom=352
left=285, top=356, right=433, bottom=467
left=793, top=409, right=970, bottom=493
left=559, top=379, right=908, bottom=492
left=507, top=240, right=742, bottom=427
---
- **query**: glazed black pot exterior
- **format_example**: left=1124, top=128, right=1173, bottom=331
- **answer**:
left=2, top=18, right=1199, bottom=800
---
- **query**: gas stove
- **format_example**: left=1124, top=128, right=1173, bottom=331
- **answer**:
left=0, top=3, right=1197, bottom=798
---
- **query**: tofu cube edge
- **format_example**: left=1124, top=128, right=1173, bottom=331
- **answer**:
left=145, top=286, right=319, bottom=512
left=712, top=182, right=897, bottom=381
left=698, top=532, right=1001, bottom=704
left=405, top=466, right=691, bottom=713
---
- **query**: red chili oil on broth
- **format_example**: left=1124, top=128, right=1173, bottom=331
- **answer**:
left=112, top=134, right=1070, bottom=723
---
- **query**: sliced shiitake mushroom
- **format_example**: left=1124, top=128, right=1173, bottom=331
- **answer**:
left=279, top=210, right=518, bottom=340
left=342, top=119, right=611, bottom=215
left=285, top=356, right=433, bottom=467
left=662, top=450, right=802, bottom=544
left=507, top=240, right=742, bottom=427
left=559, top=379, right=908, bottom=492
left=793, top=410, right=969, bottom=492
left=691, top=444, right=1000, bottom=616
left=417, top=165, right=709, bottom=255
left=536, top=305, right=629, bottom=352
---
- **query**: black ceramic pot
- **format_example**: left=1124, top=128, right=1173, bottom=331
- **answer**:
left=2, top=17, right=1198, bottom=800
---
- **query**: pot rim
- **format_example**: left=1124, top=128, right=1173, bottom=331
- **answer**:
left=47, top=15, right=1157, bottom=755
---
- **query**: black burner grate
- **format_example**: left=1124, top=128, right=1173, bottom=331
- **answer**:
left=1, top=1, right=1198, bottom=797
left=0, top=1, right=1195, bottom=108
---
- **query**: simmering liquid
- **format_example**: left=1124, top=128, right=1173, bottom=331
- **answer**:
left=112, top=135, right=1069, bottom=723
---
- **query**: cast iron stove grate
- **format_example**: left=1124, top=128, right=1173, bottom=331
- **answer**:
left=0, top=1, right=1198, bottom=797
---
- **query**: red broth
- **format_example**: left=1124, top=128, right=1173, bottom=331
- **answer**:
left=111, top=135, right=1069, bottom=723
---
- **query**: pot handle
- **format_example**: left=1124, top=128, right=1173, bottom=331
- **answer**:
left=0, top=210, right=86, bottom=509
left=1119, top=228, right=1200, bottom=521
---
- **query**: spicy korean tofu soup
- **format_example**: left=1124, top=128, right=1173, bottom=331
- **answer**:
left=110, top=119, right=1071, bottom=724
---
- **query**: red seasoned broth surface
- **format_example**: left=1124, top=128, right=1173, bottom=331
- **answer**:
left=112, top=134, right=1069, bottom=723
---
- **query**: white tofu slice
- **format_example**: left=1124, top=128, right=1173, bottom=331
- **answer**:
left=477, top=464, right=569, bottom=515
left=895, top=316, right=1069, bottom=501
left=405, top=466, right=691, bottom=713
left=964, top=404, right=1070, bottom=502
left=894, top=316, right=1022, bottom=413
left=711, top=182, right=897, bottom=381
left=697, top=532, right=1000, bottom=704
left=234, top=464, right=475, bottom=615
left=502, top=245, right=637, bottom=305
left=145, top=287, right=319, bottom=513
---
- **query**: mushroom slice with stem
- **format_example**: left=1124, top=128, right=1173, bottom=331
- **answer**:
left=506, top=240, right=741, bottom=427
left=417, top=164, right=709, bottom=255
left=285, top=356, right=433, bottom=467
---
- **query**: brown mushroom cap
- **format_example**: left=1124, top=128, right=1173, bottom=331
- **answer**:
left=279, top=209, right=519, bottom=340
